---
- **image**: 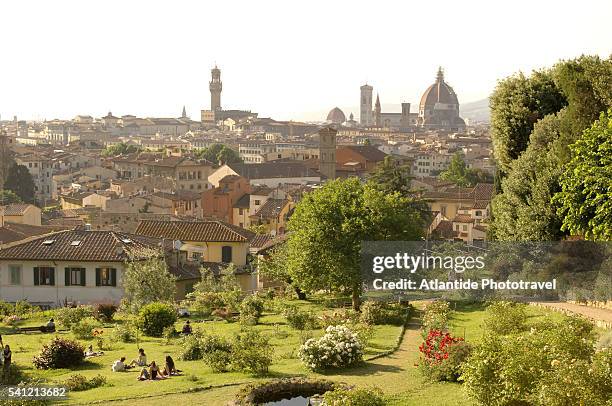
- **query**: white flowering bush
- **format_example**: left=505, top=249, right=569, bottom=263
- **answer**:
left=298, top=325, right=363, bottom=371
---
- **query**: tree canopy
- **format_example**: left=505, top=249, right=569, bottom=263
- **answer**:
left=490, top=55, right=612, bottom=241
left=0, top=190, right=23, bottom=205
left=284, top=177, right=429, bottom=309
left=438, top=152, right=491, bottom=187
left=101, top=142, right=141, bottom=156
left=4, top=164, right=35, bottom=204
left=122, top=256, right=176, bottom=313
left=554, top=110, right=612, bottom=240
left=196, top=143, right=242, bottom=165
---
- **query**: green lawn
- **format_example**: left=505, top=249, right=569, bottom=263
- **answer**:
left=1, top=300, right=589, bottom=405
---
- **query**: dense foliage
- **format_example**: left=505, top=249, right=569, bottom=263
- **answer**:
left=461, top=315, right=609, bottom=406
left=323, top=387, right=385, bottom=406
left=285, top=177, right=428, bottom=309
left=137, top=302, right=177, bottom=337
left=195, top=143, right=242, bottom=165
left=239, top=294, right=265, bottom=326
left=4, top=164, right=35, bottom=204
left=490, top=55, right=612, bottom=241
left=93, top=303, right=118, bottom=323
left=70, top=318, right=100, bottom=339
left=63, top=374, right=108, bottom=391
left=33, top=337, right=85, bottom=369
left=123, top=257, right=176, bottom=313
left=101, top=142, right=141, bottom=156
left=554, top=109, right=612, bottom=240
left=418, top=330, right=470, bottom=382
left=55, top=305, right=94, bottom=328
left=483, top=301, right=527, bottom=335
left=359, top=300, right=407, bottom=326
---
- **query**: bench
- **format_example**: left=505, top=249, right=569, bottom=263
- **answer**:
left=19, top=326, right=55, bottom=334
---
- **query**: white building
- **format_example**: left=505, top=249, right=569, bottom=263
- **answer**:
left=0, top=229, right=159, bottom=307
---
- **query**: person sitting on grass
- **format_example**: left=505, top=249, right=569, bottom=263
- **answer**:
left=138, top=361, right=165, bottom=381
left=129, top=348, right=148, bottom=368
left=85, top=345, right=103, bottom=358
left=44, top=318, right=56, bottom=333
left=181, top=320, right=192, bottom=335
left=162, top=355, right=181, bottom=376
left=112, top=357, right=128, bottom=372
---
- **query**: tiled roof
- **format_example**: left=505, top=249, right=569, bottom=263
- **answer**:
left=233, top=194, right=250, bottom=209
left=0, top=230, right=159, bottom=262
left=251, top=198, right=288, bottom=219
left=152, top=190, right=201, bottom=201
left=1, top=204, right=37, bottom=216
left=472, top=200, right=490, bottom=209
left=432, top=220, right=458, bottom=239
left=254, top=233, right=288, bottom=254
left=0, top=222, right=70, bottom=246
left=341, top=145, right=388, bottom=162
left=473, top=224, right=488, bottom=232
left=453, top=214, right=475, bottom=223
left=423, top=183, right=495, bottom=201
left=250, top=234, right=275, bottom=250
left=228, top=162, right=320, bottom=180
left=135, top=220, right=254, bottom=242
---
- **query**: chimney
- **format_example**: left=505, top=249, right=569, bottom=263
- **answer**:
left=85, top=223, right=92, bottom=231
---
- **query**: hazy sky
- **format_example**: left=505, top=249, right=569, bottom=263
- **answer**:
left=1, top=0, right=610, bottom=122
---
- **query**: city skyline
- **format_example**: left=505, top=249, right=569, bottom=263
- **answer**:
left=1, top=0, right=611, bottom=122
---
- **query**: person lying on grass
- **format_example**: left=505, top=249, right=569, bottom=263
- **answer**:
left=137, top=361, right=166, bottom=381
left=162, top=355, right=181, bottom=376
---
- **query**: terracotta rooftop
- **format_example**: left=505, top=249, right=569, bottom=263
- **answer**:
left=0, top=222, right=70, bottom=246
left=250, top=198, right=289, bottom=219
left=1, top=204, right=37, bottom=216
left=228, top=162, right=320, bottom=180
left=135, top=220, right=254, bottom=242
left=0, top=230, right=159, bottom=262
left=453, top=214, right=475, bottom=223
left=339, top=145, right=388, bottom=162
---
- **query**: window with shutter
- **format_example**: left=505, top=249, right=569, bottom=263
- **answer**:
left=96, top=268, right=116, bottom=286
left=65, top=268, right=85, bottom=286
left=221, top=246, right=232, bottom=263
left=36, top=267, right=55, bottom=286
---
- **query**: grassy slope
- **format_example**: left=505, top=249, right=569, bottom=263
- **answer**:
left=3, top=301, right=575, bottom=405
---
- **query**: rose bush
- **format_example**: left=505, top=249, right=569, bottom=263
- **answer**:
left=418, top=329, right=470, bottom=382
left=298, top=325, right=363, bottom=371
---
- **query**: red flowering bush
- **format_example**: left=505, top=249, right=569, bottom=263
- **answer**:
left=418, top=329, right=471, bottom=382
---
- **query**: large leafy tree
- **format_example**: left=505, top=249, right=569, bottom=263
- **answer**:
left=490, top=70, right=566, bottom=174
left=122, top=256, right=176, bottom=313
left=196, top=143, right=242, bottom=165
left=491, top=55, right=612, bottom=241
left=101, top=142, right=141, bottom=156
left=285, top=178, right=428, bottom=310
left=438, top=152, right=490, bottom=187
left=368, top=155, right=413, bottom=196
left=554, top=110, right=612, bottom=240
left=4, top=164, right=35, bottom=204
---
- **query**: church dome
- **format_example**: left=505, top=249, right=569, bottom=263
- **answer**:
left=420, top=67, right=459, bottom=107
left=326, top=107, right=346, bottom=124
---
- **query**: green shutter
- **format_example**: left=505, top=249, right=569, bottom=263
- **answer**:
left=49, top=268, right=55, bottom=286
left=33, top=267, right=40, bottom=286
left=65, top=268, right=70, bottom=286
left=111, top=269, right=117, bottom=287
left=95, top=268, right=101, bottom=286
left=81, top=268, right=86, bottom=286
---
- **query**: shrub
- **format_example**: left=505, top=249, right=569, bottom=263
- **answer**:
left=113, top=322, right=135, bottom=343
left=299, top=325, right=363, bottom=371
left=138, top=302, right=177, bottom=337
left=0, top=363, right=28, bottom=385
left=323, top=387, right=385, bottom=406
left=94, top=303, right=117, bottom=323
left=4, top=314, right=22, bottom=326
left=484, top=301, right=527, bottom=335
left=212, top=308, right=233, bottom=322
left=283, top=305, right=318, bottom=330
left=0, top=300, right=16, bottom=316
left=163, top=325, right=179, bottom=343
left=360, top=300, right=407, bottom=325
left=14, top=300, right=37, bottom=317
left=70, top=318, right=100, bottom=340
left=461, top=316, right=597, bottom=406
left=597, top=330, right=612, bottom=350
left=239, top=294, right=265, bottom=326
left=319, top=309, right=360, bottom=329
left=179, top=333, right=205, bottom=361
left=33, top=337, right=84, bottom=369
left=192, top=291, right=225, bottom=317
left=421, top=301, right=451, bottom=335
left=418, top=329, right=470, bottom=382
left=63, top=374, right=108, bottom=391
left=231, top=329, right=273, bottom=375
left=55, top=305, right=94, bottom=329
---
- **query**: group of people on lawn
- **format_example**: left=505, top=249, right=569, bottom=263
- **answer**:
left=108, top=320, right=190, bottom=381
left=112, top=348, right=180, bottom=381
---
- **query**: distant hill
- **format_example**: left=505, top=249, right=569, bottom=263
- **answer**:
left=461, top=98, right=490, bottom=123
